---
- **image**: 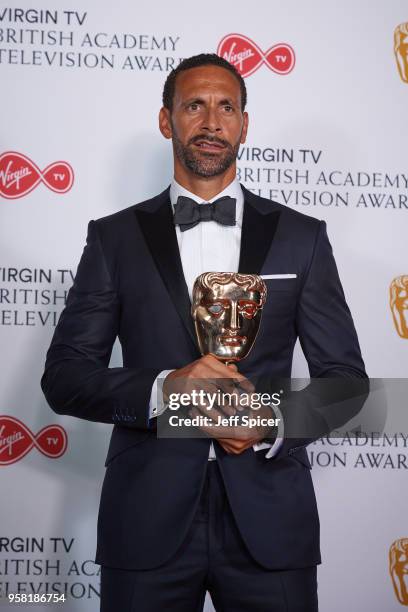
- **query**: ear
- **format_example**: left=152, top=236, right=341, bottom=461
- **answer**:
left=240, top=111, right=249, bottom=144
left=159, top=107, right=173, bottom=139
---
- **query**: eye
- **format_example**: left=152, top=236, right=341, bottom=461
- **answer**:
left=223, top=104, right=234, bottom=113
left=207, top=304, right=225, bottom=316
left=188, top=102, right=200, bottom=111
left=238, top=303, right=258, bottom=318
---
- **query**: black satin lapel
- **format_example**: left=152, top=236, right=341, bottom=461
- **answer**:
left=135, top=200, right=199, bottom=351
left=238, top=199, right=281, bottom=274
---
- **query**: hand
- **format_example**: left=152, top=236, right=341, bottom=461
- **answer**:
left=163, top=356, right=277, bottom=455
left=217, top=437, right=261, bottom=455
left=163, top=354, right=254, bottom=417
left=190, top=398, right=277, bottom=455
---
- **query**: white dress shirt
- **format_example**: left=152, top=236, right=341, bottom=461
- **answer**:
left=150, top=177, right=283, bottom=459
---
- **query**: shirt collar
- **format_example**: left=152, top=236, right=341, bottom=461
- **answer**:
left=169, top=177, right=244, bottom=227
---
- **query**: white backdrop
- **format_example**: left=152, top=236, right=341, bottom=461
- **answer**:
left=1, top=1, right=407, bottom=610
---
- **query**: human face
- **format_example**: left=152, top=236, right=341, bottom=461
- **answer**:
left=159, top=65, right=248, bottom=179
left=193, top=282, right=263, bottom=362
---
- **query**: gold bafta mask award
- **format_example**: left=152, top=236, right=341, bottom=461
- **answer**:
left=389, top=538, right=408, bottom=605
left=191, top=272, right=267, bottom=363
left=394, top=23, right=408, bottom=83
left=390, top=275, right=408, bottom=339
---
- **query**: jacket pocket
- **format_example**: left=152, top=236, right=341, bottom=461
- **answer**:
left=262, top=278, right=298, bottom=292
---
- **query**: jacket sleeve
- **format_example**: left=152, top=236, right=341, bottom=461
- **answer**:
left=296, top=220, right=367, bottom=380
left=275, top=221, right=369, bottom=459
left=41, top=220, right=161, bottom=429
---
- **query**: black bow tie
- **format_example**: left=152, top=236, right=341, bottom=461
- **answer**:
left=173, top=196, right=236, bottom=232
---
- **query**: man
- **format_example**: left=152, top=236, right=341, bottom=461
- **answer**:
left=42, top=53, right=367, bottom=611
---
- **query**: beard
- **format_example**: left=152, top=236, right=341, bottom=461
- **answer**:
left=171, top=125, right=241, bottom=178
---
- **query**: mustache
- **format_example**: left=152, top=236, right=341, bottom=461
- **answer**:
left=187, top=135, right=233, bottom=149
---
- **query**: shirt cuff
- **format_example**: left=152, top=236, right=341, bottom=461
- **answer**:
left=254, top=403, right=285, bottom=459
left=149, top=370, right=174, bottom=419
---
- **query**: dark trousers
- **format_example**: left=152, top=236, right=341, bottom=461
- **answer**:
left=101, top=461, right=318, bottom=612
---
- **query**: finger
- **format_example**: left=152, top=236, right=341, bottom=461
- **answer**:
left=175, top=379, right=237, bottom=418
left=234, top=377, right=255, bottom=393
left=212, top=377, right=253, bottom=412
left=189, top=406, right=215, bottom=423
left=192, top=377, right=239, bottom=415
left=217, top=440, right=235, bottom=454
left=217, top=439, right=252, bottom=454
left=211, top=382, right=239, bottom=415
left=218, top=437, right=260, bottom=452
left=193, top=361, right=255, bottom=400
left=204, top=356, right=246, bottom=380
left=215, top=368, right=255, bottom=392
left=189, top=407, right=238, bottom=434
left=189, top=415, right=238, bottom=440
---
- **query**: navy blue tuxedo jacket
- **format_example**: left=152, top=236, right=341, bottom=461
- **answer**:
left=41, top=186, right=367, bottom=570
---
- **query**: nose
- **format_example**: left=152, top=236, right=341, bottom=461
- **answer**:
left=201, top=106, right=221, bottom=133
left=227, top=302, right=240, bottom=332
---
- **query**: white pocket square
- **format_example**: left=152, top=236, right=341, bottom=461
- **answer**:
left=261, top=274, right=297, bottom=279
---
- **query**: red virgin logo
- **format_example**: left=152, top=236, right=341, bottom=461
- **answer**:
left=0, top=152, right=74, bottom=199
left=217, top=34, right=296, bottom=78
left=0, top=416, right=68, bottom=465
